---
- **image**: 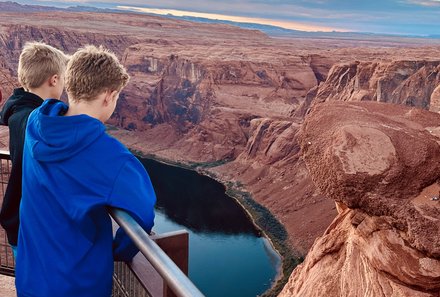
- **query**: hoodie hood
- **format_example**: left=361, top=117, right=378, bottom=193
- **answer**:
left=0, top=88, right=43, bottom=125
left=26, top=99, right=106, bottom=162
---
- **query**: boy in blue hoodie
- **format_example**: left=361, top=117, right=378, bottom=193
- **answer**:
left=0, top=42, right=68, bottom=257
left=15, top=45, right=156, bottom=297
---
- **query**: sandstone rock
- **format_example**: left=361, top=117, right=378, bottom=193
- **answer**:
left=279, top=208, right=440, bottom=297
left=281, top=101, right=440, bottom=296
left=430, top=84, right=440, bottom=113
left=301, top=101, right=440, bottom=256
left=313, top=61, right=440, bottom=109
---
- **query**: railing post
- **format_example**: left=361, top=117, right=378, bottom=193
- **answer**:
left=152, top=231, right=189, bottom=297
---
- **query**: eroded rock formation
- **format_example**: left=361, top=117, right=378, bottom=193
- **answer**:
left=297, top=60, right=440, bottom=117
left=280, top=101, right=440, bottom=296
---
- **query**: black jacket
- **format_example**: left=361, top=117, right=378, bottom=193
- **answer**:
left=0, top=88, right=43, bottom=245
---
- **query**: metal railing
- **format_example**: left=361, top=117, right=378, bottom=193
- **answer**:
left=0, top=150, right=204, bottom=297
left=110, top=209, right=203, bottom=297
left=0, top=150, right=14, bottom=277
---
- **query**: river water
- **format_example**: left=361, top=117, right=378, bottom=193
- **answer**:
left=138, top=157, right=281, bottom=297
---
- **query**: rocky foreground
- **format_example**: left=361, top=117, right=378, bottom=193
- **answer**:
left=280, top=101, right=440, bottom=296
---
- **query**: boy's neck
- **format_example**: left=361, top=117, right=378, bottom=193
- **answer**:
left=65, top=99, right=103, bottom=123
left=27, top=87, right=52, bottom=101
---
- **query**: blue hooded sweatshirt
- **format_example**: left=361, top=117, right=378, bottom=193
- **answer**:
left=15, top=99, right=156, bottom=297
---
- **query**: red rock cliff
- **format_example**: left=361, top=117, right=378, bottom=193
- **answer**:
left=297, top=60, right=440, bottom=117
left=280, top=101, right=440, bottom=296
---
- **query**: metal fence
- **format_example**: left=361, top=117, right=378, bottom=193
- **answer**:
left=0, top=150, right=203, bottom=297
left=113, top=260, right=150, bottom=297
left=0, top=151, right=14, bottom=277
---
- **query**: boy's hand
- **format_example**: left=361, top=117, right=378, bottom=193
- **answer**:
left=112, top=228, right=139, bottom=262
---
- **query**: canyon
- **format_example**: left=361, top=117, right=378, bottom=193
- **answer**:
left=0, top=2, right=440, bottom=296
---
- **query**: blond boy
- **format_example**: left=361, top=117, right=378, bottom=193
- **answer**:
left=0, top=42, right=68, bottom=257
left=15, top=45, right=156, bottom=297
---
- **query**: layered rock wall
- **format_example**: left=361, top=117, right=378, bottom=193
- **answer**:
left=298, top=60, right=440, bottom=116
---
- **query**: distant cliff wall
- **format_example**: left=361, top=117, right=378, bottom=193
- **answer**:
left=297, top=60, right=440, bottom=117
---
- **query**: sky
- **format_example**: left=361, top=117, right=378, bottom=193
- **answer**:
left=15, top=0, right=440, bottom=36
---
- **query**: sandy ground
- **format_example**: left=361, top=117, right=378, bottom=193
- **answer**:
left=0, top=274, right=15, bottom=296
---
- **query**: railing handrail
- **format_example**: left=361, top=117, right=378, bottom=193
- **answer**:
left=0, top=150, right=10, bottom=159
left=0, top=150, right=204, bottom=297
left=110, top=208, right=204, bottom=297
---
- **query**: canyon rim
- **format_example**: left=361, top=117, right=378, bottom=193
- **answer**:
left=1, top=2, right=440, bottom=296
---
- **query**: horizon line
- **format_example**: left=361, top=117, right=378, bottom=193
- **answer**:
left=116, top=5, right=350, bottom=33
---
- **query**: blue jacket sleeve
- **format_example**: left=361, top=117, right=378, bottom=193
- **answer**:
left=108, top=156, right=156, bottom=262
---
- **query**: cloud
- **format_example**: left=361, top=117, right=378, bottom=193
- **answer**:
left=404, top=0, right=440, bottom=6
left=37, top=0, right=386, bottom=20
left=117, top=5, right=346, bottom=32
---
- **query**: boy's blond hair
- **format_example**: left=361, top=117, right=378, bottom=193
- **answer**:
left=66, top=45, right=129, bottom=101
left=18, top=42, right=69, bottom=90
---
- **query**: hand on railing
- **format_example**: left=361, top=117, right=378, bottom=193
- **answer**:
left=110, top=208, right=205, bottom=297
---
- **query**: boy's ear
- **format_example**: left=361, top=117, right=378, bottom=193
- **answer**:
left=103, top=90, right=118, bottom=106
left=48, top=74, right=59, bottom=87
